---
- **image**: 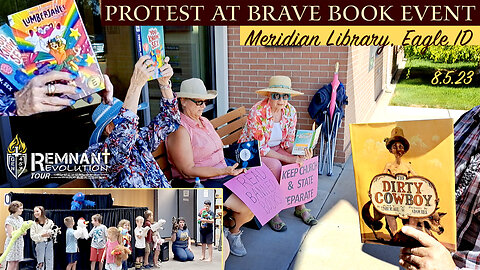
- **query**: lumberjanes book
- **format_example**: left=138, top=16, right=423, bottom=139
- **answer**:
left=350, top=118, right=456, bottom=251
left=0, top=24, right=30, bottom=114
left=135, top=25, right=165, bottom=80
left=7, top=0, right=105, bottom=100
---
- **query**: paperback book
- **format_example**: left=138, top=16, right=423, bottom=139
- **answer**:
left=292, top=123, right=322, bottom=155
left=135, top=25, right=165, bottom=80
left=0, top=24, right=30, bottom=114
left=8, top=0, right=105, bottom=100
left=350, top=119, right=456, bottom=251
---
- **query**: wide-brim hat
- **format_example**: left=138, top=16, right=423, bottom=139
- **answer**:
left=176, top=78, right=217, bottom=99
left=256, top=76, right=304, bottom=97
left=89, top=98, right=123, bottom=146
left=384, top=127, right=410, bottom=152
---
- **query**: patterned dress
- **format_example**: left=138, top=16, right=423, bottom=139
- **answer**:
left=85, top=97, right=180, bottom=188
left=3, top=215, right=24, bottom=261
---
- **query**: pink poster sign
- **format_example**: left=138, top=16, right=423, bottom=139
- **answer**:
left=224, top=165, right=287, bottom=226
left=280, top=156, right=319, bottom=208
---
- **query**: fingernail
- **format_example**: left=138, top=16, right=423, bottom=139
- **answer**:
left=76, top=87, right=83, bottom=93
left=86, top=96, right=94, bottom=104
left=70, top=100, right=76, bottom=106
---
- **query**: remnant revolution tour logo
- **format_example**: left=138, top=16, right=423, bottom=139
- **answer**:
left=7, top=135, right=27, bottom=179
left=6, top=135, right=109, bottom=180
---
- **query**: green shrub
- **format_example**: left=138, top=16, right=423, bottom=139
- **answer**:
left=403, top=46, right=480, bottom=64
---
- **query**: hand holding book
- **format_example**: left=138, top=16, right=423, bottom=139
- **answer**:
left=14, top=71, right=78, bottom=116
left=399, top=226, right=456, bottom=270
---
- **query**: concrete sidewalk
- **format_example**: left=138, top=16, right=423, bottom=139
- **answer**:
left=225, top=103, right=467, bottom=270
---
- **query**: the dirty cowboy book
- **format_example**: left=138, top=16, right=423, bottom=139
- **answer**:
left=350, top=118, right=456, bottom=251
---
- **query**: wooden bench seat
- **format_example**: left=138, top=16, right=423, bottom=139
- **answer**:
left=59, top=106, right=247, bottom=188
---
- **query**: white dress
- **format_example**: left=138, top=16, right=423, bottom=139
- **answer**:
left=4, top=215, right=24, bottom=261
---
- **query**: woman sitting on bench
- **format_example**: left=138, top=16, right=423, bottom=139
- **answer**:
left=166, top=78, right=254, bottom=257
left=239, top=76, right=317, bottom=232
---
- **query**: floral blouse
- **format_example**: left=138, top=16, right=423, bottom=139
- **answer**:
left=239, top=98, right=297, bottom=156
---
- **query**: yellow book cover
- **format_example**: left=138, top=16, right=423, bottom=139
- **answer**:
left=350, top=118, right=456, bottom=251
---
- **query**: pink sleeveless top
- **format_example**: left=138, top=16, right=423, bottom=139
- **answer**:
left=168, top=113, right=227, bottom=181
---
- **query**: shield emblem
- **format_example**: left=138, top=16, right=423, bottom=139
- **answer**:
left=7, top=152, right=27, bottom=179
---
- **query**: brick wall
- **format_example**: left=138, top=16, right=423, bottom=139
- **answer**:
left=227, top=26, right=395, bottom=164
left=227, top=26, right=349, bottom=162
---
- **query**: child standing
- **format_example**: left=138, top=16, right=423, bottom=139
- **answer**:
left=102, top=227, right=122, bottom=270
left=134, top=216, right=147, bottom=269
left=89, top=214, right=107, bottom=270
left=198, top=200, right=215, bottom=261
left=3, top=201, right=25, bottom=270
left=30, top=206, right=55, bottom=270
left=117, top=219, right=131, bottom=270
left=64, top=217, right=78, bottom=270
left=143, top=210, right=154, bottom=268
left=152, top=225, right=164, bottom=268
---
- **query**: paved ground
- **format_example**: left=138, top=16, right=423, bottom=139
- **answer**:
left=226, top=87, right=468, bottom=270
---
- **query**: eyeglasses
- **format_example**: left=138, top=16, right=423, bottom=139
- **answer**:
left=271, top=93, right=291, bottom=100
left=188, top=98, right=207, bottom=106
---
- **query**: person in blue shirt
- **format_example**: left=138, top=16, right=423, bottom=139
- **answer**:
left=64, top=217, right=78, bottom=270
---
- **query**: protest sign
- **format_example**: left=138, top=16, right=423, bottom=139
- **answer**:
left=224, top=165, right=286, bottom=225
left=280, top=156, right=318, bottom=208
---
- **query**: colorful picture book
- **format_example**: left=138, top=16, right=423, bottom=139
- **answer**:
left=0, top=24, right=30, bottom=114
left=7, top=0, right=105, bottom=100
left=292, top=123, right=322, bottom=155
left=223, top=140, right=261, bottom=168
left=135, top=26, right=165, bottom=80
left=350, top=119, right=456, bottom=251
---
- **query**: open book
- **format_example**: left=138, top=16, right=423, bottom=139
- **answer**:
left=292, top=123, right=322, bottom=156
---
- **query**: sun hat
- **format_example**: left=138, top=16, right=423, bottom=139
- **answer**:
left=384, top=127, right=410, bottom=153
left=176, top=78, right=217, bottom=99
left=89, top=98, right=123, bottom=146
left=256, top=76, right=304, bottom=97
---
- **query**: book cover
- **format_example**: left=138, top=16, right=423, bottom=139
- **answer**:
left=350, top=119, right=456, bottom=251
left=7, top=0, right=105, bottom=100
left=292, top=123, right=322, bottom=155
left=0, top=24, right=30, bottom=114
left=223, top=140, right=261, bottom=168
left=135, top=25, right=165, bottom=80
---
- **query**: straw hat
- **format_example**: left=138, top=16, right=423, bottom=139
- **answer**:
left=256, top=76, right=304, bottom=97
left=176, top=78, right=217, bottom=99
left=384, top=127, right=410, bottom=152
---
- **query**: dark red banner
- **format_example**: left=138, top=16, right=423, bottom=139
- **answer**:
left=101, top=0, right=480, bottom=25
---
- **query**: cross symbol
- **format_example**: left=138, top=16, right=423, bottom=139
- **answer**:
left=101, top=148, right=110, bottom=164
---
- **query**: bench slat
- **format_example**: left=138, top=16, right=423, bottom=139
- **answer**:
left=216, top=116, right=246, bottom=139
left=210, top=107, right=246, bottom=129
left=222, top=129, right=244, bottom=145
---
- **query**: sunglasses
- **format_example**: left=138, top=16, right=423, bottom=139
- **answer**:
left=188, top=98, right=207, bottom=106
left=271, top=93, right=291, bottom=100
